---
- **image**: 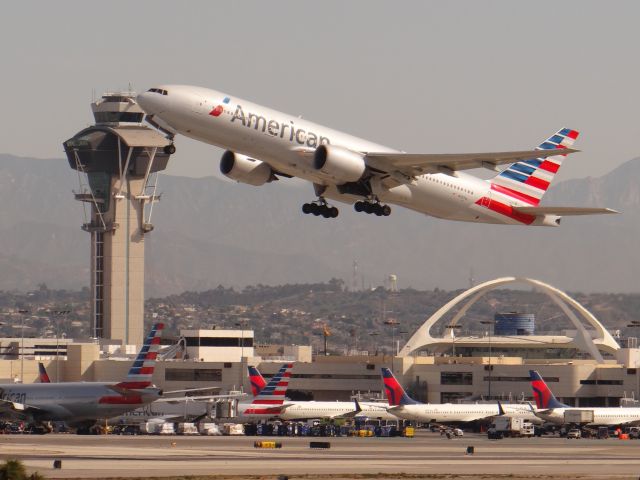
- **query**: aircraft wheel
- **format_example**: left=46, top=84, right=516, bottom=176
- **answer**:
left=329, top=207, right=339, bottom=218
left=164, top=144, right=176, bottom=155
left=321, top=208, right=332, bottom=218
left=363, top=202, right=374, bottom=214
left=302, top=203, right=312, bottom=214
left=373, top=204, right=383, bottom=216
left=310, top=204, right=321, bottom=216
left=354, top=201, right=365, bottom=212
left=382, top=205, right=391, bottom=216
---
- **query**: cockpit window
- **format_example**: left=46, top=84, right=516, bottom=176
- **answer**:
left=147, top=88, right=168, bottom=95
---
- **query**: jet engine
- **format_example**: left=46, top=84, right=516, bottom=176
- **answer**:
left=219, top=150, right=273, bottom=186
left=313, top=145, right=366, bottom=184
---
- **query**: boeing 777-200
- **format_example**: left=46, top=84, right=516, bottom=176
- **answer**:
left=0, top=324, right=164, bottom=431
left=136, top=85, right=616, bottom=225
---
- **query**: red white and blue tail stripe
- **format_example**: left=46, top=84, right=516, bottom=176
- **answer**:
left=116, top=323, right=164, bottom=390
left=490, top=128, right=579, bottom=206
left=244, top=363, right=293, bottom=415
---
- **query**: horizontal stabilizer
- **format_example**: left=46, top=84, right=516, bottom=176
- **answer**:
left=513, top=206, right=619, bottom=216
left=365, top=148, right=578, bottom=174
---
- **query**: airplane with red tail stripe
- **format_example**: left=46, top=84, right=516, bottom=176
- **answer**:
left=137, top=86, right=616, bottom=225
left=235, top=363, right=294, bottom=420
left=0, top=324, right=164, bottom=431
left=529, top=370, right=640, bottom=426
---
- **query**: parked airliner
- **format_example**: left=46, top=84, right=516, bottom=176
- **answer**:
left=382, top=368, right=539, bottom=423
left=530, top=370, right=640, bottom=426
left=248, top=366, right=398, bottom=421
left=235, top=363, right=294, bottom=421
left=0, top=324, right=164, bottom=430
left=136, top=85, right=616, bottom=225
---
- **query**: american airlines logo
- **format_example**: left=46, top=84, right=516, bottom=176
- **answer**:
left=217, top=104, right=331, bottom=148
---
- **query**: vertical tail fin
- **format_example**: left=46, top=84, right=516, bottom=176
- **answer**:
left=490, top=128, right=579, bottom=206
left=38, top=363, right=51, bottom=383
left=381, top=367, right=420, bottom=406
left=529, top=370, right=567, bottom=409
left=248, top=365, right=267, bottom=396
left=244, top=363, right=294, bottom=415
left=117, top=323, right=164, bottom=390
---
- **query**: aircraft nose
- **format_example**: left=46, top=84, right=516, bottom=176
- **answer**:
left=137, top=89, right=166, bottom=115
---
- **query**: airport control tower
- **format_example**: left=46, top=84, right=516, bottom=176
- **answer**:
left=63, top=92, right=173, bottom=346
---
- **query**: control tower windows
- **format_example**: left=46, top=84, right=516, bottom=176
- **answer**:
left=94, top=112, right=144, bottom=123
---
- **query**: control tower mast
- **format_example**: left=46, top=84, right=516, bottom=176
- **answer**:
left=63, top=92, right=173, bottom=346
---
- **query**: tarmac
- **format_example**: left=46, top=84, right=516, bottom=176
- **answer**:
left=1, top=431, right=640, bottom=479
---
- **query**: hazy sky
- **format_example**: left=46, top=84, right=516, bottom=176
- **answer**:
left=3, top=1, right=639, bottom=182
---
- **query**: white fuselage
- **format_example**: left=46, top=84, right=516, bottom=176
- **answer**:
left=278, top=401, right=399, bottom=421
left=137, top=85, right=546, bottom=225
left=391, top=403, right=540, bottom=424
left=536, top=407, right=640, bottom=427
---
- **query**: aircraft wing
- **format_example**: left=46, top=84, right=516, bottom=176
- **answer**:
left=0, top=398, right=42, bottom=420
left=162, top=386, right=222, bottom=395
left=513, top=206, right=619, bottom=216
left=155, top=393, right=248, bottom=404
left=365, top=148, right=578, bottom=176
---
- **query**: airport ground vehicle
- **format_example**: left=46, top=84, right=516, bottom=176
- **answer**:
left=567, top=428, right=582, bottom=439
left=488, top=417, right=535, bottom=438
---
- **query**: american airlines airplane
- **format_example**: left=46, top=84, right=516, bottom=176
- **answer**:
left=382, top=368, right=538, bottom=424
left=0, top=324, right=164, bottom=431
left=530, top=370, right=640, bottom=426
left=235, top=363, right=294, bottom=421
left=136, top=85, right=616, bottom=225
left=248, top=366, right=398, bottom=421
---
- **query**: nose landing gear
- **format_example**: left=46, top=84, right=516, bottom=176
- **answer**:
left=302, top=198, right=339, bottom=218
left=354, top=200, right=391, bottom=216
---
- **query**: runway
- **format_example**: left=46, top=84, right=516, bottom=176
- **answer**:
left=1, top=431, right=640, bottom=479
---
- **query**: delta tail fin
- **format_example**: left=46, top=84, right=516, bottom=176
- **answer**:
left=248, top=365, right=267, bottom=396
left=244, top=363, right=294, bottom=415
left=381, top=367, right=421, bottom=406
left=38, top=362, right=51, bottom=383
left=116, top=323, right=164, bottom=390
left=490, top=128, right=579, bottom=206
left=529, top=370, right=568, bottom=409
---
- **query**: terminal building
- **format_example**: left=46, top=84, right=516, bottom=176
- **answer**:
left=1, top=277, right=639, bottom=410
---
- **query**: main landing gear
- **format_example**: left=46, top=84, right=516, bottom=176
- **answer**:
left=354, top=201, right=391, bottom=216
left=163, top=143, right=176, bottom=155
left=302, top=198, right=339, bottom=218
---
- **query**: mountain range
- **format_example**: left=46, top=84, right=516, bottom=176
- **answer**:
left=0, top=153, right=637, bottom=296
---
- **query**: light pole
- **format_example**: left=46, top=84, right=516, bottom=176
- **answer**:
left=53, top=310, right=71, bottom=382
left=235, top=319, right=248, bottom=391
left=369, top=332, right=380, bottom=356
left=480, top=320, right=495, bottom=399
left=18, top=309, right=30, bottom=383
left=446, top=324, right=462, bottom=357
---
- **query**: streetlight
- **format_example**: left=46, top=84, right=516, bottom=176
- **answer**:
left=235, top=319, right=249, bottom=391
left=480, top=320, right=495, bottom=399
left=369, top=332, right=380, bottom=355
left=53, top=309, right=71, bottom=382
left=446, top=324, right=462, bottom=357
left=18, top=309, right=30, bottom=383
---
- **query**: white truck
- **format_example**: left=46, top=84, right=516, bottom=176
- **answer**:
left=488, top=417, right=535, bottom=438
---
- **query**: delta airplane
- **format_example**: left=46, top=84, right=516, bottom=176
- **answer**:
left=382, top=368, right=539, bottom=424
left=248, top=366, right=398, bottom=421
left=0, top=324, right=165, bottom=431
left=136, top=85, right=616, bottom=224
left=530, top=370, right=640, bottom=426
